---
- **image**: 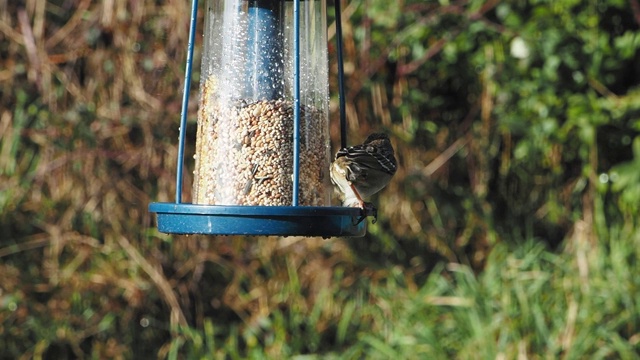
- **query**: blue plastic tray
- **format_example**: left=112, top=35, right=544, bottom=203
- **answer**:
left=149, top=203, right=371, bottom=237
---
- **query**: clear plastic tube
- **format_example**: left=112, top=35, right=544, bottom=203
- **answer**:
left=193, top=0, right=330, bottom=206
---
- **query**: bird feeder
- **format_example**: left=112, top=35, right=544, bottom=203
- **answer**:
left=149, top=0, right=374, bottom=237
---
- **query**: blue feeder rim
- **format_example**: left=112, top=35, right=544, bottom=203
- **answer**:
left=149, top=0, right=366, bottom=237
left=149, top=203, right=371, bottom=237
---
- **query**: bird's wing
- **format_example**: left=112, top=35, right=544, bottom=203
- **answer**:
left=335, top=144, right=396, bottom=181
left=335, top=145, right=366, bottom=182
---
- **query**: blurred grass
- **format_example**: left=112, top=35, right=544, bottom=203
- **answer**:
left=1, top=0, right=640, bottom=358
left=160, top=227, right=640, bottom=359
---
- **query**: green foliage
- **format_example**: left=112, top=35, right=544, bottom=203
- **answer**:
left=344, top=0, right=640, bottom=257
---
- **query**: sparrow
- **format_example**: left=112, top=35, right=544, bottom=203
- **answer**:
left=330, top=133, right=397, bottom=211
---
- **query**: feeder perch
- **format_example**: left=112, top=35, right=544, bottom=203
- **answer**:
left=149, top=0, right=374, bottom=236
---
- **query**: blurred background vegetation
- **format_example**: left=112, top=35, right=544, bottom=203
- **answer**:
left=1, top=0, right=640, bottom=358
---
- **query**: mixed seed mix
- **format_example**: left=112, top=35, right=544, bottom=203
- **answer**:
left=193, top=78, right=328, bottom=206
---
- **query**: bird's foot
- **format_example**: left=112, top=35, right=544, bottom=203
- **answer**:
left=363, top=202, right=378, bottom=224
left=353, top=202, right=378, bottom=225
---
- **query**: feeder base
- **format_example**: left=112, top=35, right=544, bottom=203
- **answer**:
left=148, top=203, right=372, bottom=237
